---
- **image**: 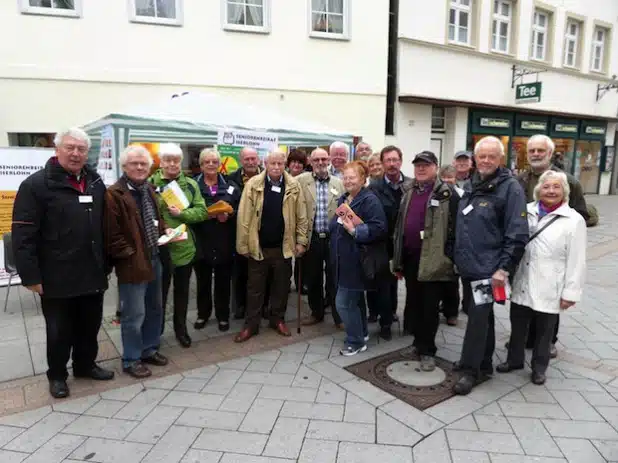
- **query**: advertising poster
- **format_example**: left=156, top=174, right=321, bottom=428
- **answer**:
left=0, top=148, right=53, bottom=286
left=216, top=129, right=278, bottom=174
left=96, top=125, right=117, bottom=186
left=129, top=142, right=160, bottom=176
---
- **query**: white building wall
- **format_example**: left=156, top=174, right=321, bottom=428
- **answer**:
left=0, top=0, right=390, bottom=147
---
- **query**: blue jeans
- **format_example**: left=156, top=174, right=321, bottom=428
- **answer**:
left=336, top=288, right=367, bottom=349
left=119, top=255, right=163, bottom=368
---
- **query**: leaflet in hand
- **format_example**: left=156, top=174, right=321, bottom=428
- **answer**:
left=158, top=224, right=188, bottom=246
left=160, top=180, right=189, bottom=211
left=335, top=203, right=364, bottom=226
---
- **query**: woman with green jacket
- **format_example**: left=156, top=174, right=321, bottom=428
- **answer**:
left=149, top=144, right=207, bottom=348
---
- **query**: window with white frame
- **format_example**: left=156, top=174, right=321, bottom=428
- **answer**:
left=19, top=0, right=81, bottom=17
left=310, top=0, right=347, bottom=38
left=130, top=0, right=182, bottom=25
left=531, top=10, right=549, bottom=61
left=449, top=0, right=472, bottom=45
left=491, top=0, right=511, bottom=53
left=591, top=27, right=608, bottom=72
left=563, top=19, right=581, bottom=67
left=431, top=106, right=446, bottom=131
left=225, top=0, right=268, bottom=31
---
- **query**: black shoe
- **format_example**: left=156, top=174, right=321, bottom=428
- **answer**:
left=379, top=326, right=392, bottom=341
left=453, top=361, right=493, bottom=376
left=142, top=352, right=169, bottom=366
left=194, top=318, right=207, bottom=330
left=176, top=333, right=192, bottom=348
left=453, top=374, right=477, bottom=395
left=218, top=321, right=230, bottom=332
left=496, top=362, right=524, bottom=373
left=49, top=380, right=70, bottom=399
left=531, top=371, right=546, bottom=385
left=368, top=314, right=378, bottom=323
left=74, top=366, right=114, bottom=381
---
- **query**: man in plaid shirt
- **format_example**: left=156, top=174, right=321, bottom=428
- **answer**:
left=297, top=148, right=345, bottom=327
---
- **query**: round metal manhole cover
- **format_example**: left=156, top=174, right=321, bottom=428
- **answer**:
left=386, top=361, right=447, bottom=387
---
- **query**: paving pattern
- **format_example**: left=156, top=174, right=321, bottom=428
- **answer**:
left=0, top=195, right=618, bottom=462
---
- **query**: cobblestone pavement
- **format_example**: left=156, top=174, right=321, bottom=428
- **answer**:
left=1, top=195, right=618, bottom=462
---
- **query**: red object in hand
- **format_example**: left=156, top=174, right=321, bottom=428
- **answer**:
left=493, top=284, right=507, bottom=303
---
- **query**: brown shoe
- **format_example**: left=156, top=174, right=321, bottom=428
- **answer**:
left=123, top=362, right=152, bottom=379
left=271, top=321, right=292, bottom=337
left=335, top=323, right=345, bottom=331
left=446, top=317, right=458, bottom=326
left=234, top=328, right=254, bottom=343
left=141, top=352, right=168, bottom=366
left=301, top=316, right=323, bottom=326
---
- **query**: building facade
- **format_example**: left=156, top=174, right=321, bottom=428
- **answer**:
left=392, top=0, right=618, bottom=194
left=0, top=0, right=389, bottom=152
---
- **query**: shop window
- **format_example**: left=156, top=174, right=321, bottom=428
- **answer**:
left=563, top=19, right=582, bottom=69
left=575, top=140, right=602, bottom=194
left=431, top=106, right=446, bottom=131
left=310, top=0, right=349, bottom=39
left=19, top=0, right=81, bottom=17
left=491, top=0, right=512, bottom=54
left=531, top=9, right=552, bottom=62
left=511, top=137, right=575, bottom=174
left=224, top=0, right=270, bottom=33
left=129, top=0, right=183, bottom=26
left=472, top=134, right=509, bottom=167
left=449, top=0, right=473, bottom=46
left=591, top=26, right=609, bottom=73
left=8, top=133, right=55, bottom=148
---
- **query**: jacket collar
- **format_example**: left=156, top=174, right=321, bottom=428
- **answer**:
left=528, top=201, right=573, bottom=218
left=45, top=157, right=99, bottom=187
left=253, top=170, right=297, bottom=192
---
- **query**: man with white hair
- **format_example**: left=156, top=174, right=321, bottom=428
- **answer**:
left=452, top=136, right=529, bottom=396
left=12, top=128, right=114, bottom=398
left=513, top=134, right=589, bottom=358
left=105, top=145, right=173, bottom=379
left=234, top=150, right=308, bottom=342
left=328, top=141, right=350, bottom=178
left=354, top=142, right=372, bottom=161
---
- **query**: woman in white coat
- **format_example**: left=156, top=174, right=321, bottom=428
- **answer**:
left=497, top=170, right=586, bottom=385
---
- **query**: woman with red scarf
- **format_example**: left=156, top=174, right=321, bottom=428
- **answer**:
left=497, top=170, right=586, bottom=385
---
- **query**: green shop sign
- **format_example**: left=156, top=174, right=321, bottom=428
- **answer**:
left=480, top=118, right=510, bottom=128
left=515, top=82, right=542, bottom=104
left=520, top=121, right=547, bottom=131
left=585, top=126, right=606, bottom=135
left=555, top=124, right=578, bottom=133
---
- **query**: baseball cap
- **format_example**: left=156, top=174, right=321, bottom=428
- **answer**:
left=455, top=150, right=473, bottom=159
left=412, top=151, right=438, bottom=165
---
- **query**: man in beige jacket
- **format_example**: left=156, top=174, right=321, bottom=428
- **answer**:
left=234, top=151, right=308, bottom=342
left=297, top=148, right=345, bottom=327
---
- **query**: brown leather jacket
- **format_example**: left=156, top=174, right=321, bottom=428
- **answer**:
left=104, top=177, right=167, bottom=284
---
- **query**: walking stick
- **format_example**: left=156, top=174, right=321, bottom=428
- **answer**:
left=297, top=259, right=302, bottom=335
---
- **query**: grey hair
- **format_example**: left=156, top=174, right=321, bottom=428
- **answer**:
left=240, top=146, right=258, bottom=159
left=159, top=143, right=183, bottom=159
left=199, top=148, right=221, bottom=164
left=329, top=141, right=350, bottom=155
left=533, top=170, right=570, bottom=201
left=119, top=144, right=154, bottom=168
left=439, top=164, right=457, bottom=177
left=528, top=134, right=555, bottom=154
left=54, top=128, right=91, bottom=149
left=474, top=136, right=505, bottom=157
left=367, top=153, right=381, bottom=163
left=265, top=150, right=286, bottom=162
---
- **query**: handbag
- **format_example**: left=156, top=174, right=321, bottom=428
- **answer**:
left=358, top=240, right=390, bottom=283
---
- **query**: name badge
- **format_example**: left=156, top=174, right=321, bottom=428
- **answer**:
left=153, top=220, right=159, bottom=227
left=79, top=195, right=93, bottom=204
left=227, top=186, right=235, bottom=195
left=330, top=188, right=339, bottom=195
left=420, top=230, right=425, bottom=240
left=430, top=199, right=439, bottom=207
left=271, top=186, right=281, bottom=193
left=462, top=204, right=474, bottom=215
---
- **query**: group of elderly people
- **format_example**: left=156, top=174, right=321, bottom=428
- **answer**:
left=11, top=126, right=587, bottom=399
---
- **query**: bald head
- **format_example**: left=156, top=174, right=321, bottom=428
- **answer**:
left=311, top=148, right=330, bottom=178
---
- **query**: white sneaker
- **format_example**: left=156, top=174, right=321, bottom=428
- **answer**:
left=364, top=335, right=370, bottom=342
left=340, top=345, right=368, bottom=357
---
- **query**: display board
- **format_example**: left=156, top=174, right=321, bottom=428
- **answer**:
left=216, top=129, right=278, bottom=174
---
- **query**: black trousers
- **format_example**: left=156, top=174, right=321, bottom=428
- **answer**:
left=459, top=279, right=495, bottom=376
left=304, top=234, right=341, bottom=324
left=461, top=279, right=472, bottom=315
left=161, top=262, right=192, bottom=336
left=507, top=303, right=558, bottom=375
left=194, top=259, right=232, bottom=323
left=440, top=280, right=460, bottom=319
left=245, top=248, right=292, bottom=331
left=234, top=254, right=271, bottom=318
left=367, top=274, right=396, bottom=327
left=41, top=293, right=103, bottom=381
left=403, top=255, right=441, bottom=355
left=526, top=313, right=559, bottom=347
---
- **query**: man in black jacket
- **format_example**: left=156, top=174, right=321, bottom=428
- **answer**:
left=12, top=128, right=114, bottom=399
left=368, top=145, right=413, bottom=340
